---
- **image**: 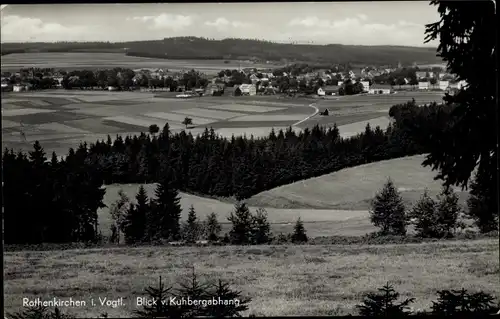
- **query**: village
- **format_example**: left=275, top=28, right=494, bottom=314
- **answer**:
left=0, top=62, right=467, bottom=98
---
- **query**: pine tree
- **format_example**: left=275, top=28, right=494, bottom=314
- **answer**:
left=123, top=185, right=148, bottom=244
left=291, top=217, right=308, bottom=243
left=435, top=186, right=461, bottom=238
left=467, top=168, right=499, bottom=233
left=182, top=205, right=200, bottom=243
left=206, top=279, right=251, bottom=317
left=370, top=178, right=408, bottom=236
left=153, top=167, right=182, bottom=241
left=134, top=276, right=178, bottom=318
left=228, top=202, right=254, bottom=244
left=251, top=208, right=272, bottom=244
left=357, top=282, right=415, bottom=316
left=409, top=190, right=439, bottom=238
left=204, top=212, right=221, bottom=242
left=174, top=267, right=210, bottom=317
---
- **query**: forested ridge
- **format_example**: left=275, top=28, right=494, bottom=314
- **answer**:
left=1, top=37, right=441, bottom=65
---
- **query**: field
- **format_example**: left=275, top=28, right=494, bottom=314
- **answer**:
left=4, top=239, right=498, bottom=317
left=0, top=52, right=278, bottom=73
left=1, top=90, right=444, bottom=158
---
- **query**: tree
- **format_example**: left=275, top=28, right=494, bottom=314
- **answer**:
left=409, top=190, right=440, bottom=238
left=430, top=77, right=437, bottom=85
left=370, top=178, right=408, bottom=236
left=431, top=288, right=499, bottom=316
left=357, top=283, right=415, bottom=317
left=206, top=280, right=251, bottom=317
left=251, top=208, right=271, bottom=244
left=134, top=276, right=177, bottom=318
left=291, top=217, right=308, bottom=243
left=435, top=186, right=461, bottom=237
left=228, top=202, right=254, bottom=245
left=182, top=117, right=193, bottom=129
left=148, top=124, right=159, bottom=135
left=182, top=205, right=200, bottom=243
left=109, top=189, right=131, bottom=243
left=467, top=168, right=499, bottom=233
left=422, top=1, right=497, bottom=189
left=123, top=185, right=149, bottom=244
left=204, top=212, right=221, bottom=241
left=151, top=168, right=182, bottom=241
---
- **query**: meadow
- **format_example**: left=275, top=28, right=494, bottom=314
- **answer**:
left=4, top=239, right=498, bottom=317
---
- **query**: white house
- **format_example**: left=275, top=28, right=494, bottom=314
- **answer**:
left=237, top=84, right=257, bottom=96
left=13, top=84, right=25, bottom=92
left=438, top=80, right=449, bottom=90
left=428, top=71, right=435, bottom=79
left=368, top=84, right=392, bottom=94
left=337, top=81, right=343, bottom=86
left=317, top=87, right=326, bottom=96
left=458, top=80, right=468, bottom=89
left=360, top=81, right=370, bottom=92
left=418, top=82, right=430, bottom=90
left=416, top=71, right=427, bottom=80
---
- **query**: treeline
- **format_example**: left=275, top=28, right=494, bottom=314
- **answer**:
left=10, top=277, right=499, bottom=318
left=1, top=37, right=442, bottom=65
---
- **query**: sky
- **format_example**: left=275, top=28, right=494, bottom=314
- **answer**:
left=0, top=2, right=440, bottom=47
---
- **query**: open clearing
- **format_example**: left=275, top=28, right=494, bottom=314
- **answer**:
left=246, top=155, right=470, bottom=210
left=208, top=104, right=286, bottom=113
left=98, top=183, right=372, bottom=239
left=337, top=116, right=392, bottom=138
left=4, top=239, right=498, bottom=317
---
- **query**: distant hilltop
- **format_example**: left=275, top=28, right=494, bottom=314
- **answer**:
left=0, top=36, right=441, bottom=66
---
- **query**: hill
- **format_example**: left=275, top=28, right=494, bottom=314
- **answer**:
left=1, top=37, right=441, bottom=66
left=246, top=155, right=470, bottom=210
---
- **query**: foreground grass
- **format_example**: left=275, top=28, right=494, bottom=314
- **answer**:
left=5, top=239, right=498, bottom=317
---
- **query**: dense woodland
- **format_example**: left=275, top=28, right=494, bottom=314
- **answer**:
left=5, top=98, right=497, bottom=245
left=1, top=37, right=442, bottom=65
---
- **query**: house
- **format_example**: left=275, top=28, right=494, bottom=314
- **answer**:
left=457, top=80, right=468, bottom=89
left=418, top=82, right=430, bottom=90
left=206, top=83, right=224, bottom=95
left=416, top=71, right=427, bottom=80
left=317, top=87, right=326, bottom=96
left=323, top=85, right=340, bottom=95
left=368, top=84, right=392, bottom=94
left=439, top=80, right=450, bottom=90
left=337, top=81, right=343, bottom=86
left=360, top=81, right=370, bottom=92
left=108, top=86, right=119, bottom=91
left=1, top=83, right=13, bottom=92
left=428, top=71, right=434, bottom=79
left=13, top=84, right=26, bottom=92
left=264, top=86, right=277, bottom=95
left=237, top=84, right=256, bottom=96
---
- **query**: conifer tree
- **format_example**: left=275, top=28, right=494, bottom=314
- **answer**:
left=435, top=186, right=461, bottom=238
left=228, top=202, right=254, bottom=244
left=152, top=167, right=182, bottom=241
left=251, top=208, right=272, bottom=244
left=182, top=205, right=200, bottom=243
left=124, top=185, right=148, bottom=244
left=370, top=178, right=408, bottom=236
left=291, top=217, right=308, bottom=243
left=206, top=279, right=251, bottom=317
left=204, top=212, right=222, bottom=241
left=357, top=283, right=415, bottom=316
left=409, top=190, right=439, bottom=238
left=467, top=168, right=499, bottom=233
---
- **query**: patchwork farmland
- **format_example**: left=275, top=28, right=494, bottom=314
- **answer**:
left=0, top=52, right=279, bottom=73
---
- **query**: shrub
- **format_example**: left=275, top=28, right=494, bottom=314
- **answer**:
left=356, top=282, right=415, bottom=316
left=9, top=306, right=75, bottom=319
left=431, top=288, right=499, bottom=315
left=370, top=178, right=409, bottom=236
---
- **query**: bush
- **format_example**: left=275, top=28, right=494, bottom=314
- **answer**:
left=357, top=282, right=415, bottom=316
left=431, top=288, right=499, bottom=316
left=370, top=178, right=409, bottom=236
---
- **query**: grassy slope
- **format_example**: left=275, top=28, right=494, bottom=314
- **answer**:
left=246, top=155, right=470, bottom=210
left=4, top=239, right=498, bottom=317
